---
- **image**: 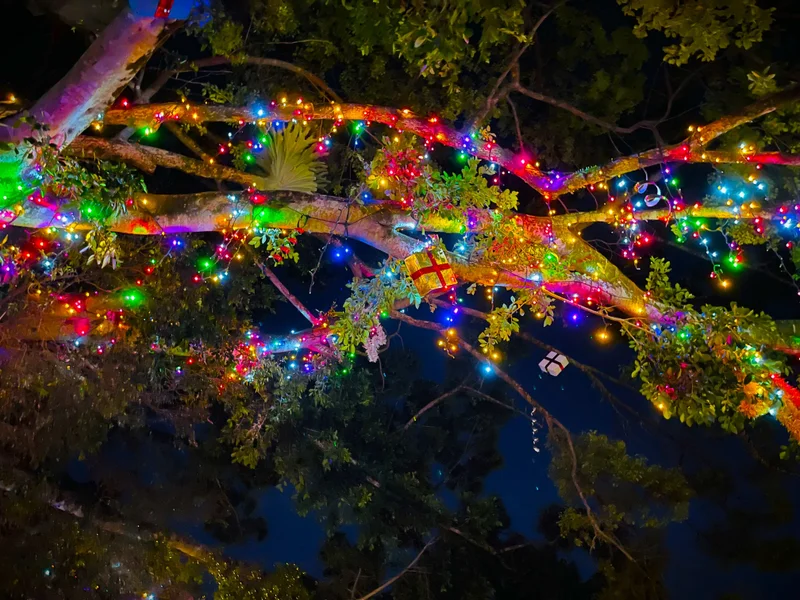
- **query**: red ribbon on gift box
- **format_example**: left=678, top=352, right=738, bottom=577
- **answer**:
left=410, top=250, right=452, bottom=289
left=154, top=0, right=175, bottom=17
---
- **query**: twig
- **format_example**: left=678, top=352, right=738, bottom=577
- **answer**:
left=438, top=334, right=635, bottom=563
left=403, top=384, right=466, bottom=430
left=356, top=539, right=437, bottom=600
left=350, top=568, right=362, bottom=599
left=470, top=1, right=564, bottom=128
left=506, top=96, right=525, bottom=152
left=164, top=121, right=213, bottom=162
left=251, top=254, right=316, bottom=324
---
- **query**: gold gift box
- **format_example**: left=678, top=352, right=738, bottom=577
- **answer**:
left=404, top=248, right=457, bottom=296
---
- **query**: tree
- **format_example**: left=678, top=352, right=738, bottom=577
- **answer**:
left=2, top=0, right=800, bottom=596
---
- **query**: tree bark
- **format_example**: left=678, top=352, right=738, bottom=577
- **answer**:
left=1, top=8, right=176, bottom=148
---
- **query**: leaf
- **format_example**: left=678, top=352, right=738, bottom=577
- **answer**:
left=414, top=36, right=426, bottom=48
left=258, top=123, right=328, bottom=193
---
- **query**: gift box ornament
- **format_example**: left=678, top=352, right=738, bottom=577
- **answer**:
left=539, top=351, right=569, bottom=376
left=129, top=0, right=200, bottom=19
left=404, top=248, right=457, bottom=296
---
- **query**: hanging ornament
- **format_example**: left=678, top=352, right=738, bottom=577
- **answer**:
left=530, top=407, right=540, bottom=454
left=633, top=181, right=664, bottom=208
left=128, top=0, right=199, bottom=19
left=538, top=351, right=568, bottom=376
left=404, top=247, right=457, bottom=296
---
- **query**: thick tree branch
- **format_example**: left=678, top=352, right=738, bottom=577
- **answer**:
left=67, top=136, right=269, bottom=188
left=6, top=190, right=656, bottom=320
left=0, top=9, right=176, bottom=148
left=551, top=86, right=800, bottom=196
left=102, top=102, right=553, bottom=193
left=117, top=55, right=342, bottom=141
left=558, top=203, right=774, bottom=226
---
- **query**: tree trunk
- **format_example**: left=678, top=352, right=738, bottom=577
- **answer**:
left=0, top=8, right=175, bottom=148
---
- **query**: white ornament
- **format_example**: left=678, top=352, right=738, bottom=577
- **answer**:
left=538, top=351, right=569, bottom=376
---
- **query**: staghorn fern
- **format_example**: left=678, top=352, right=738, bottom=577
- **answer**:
left=257, top=123, right=327, bottom=193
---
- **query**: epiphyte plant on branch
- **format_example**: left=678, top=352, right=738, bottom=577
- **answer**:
left=1, top=0, right=800, bottom=594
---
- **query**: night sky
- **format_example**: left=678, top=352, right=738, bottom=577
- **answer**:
left=6, top=2, right=800, bottom=597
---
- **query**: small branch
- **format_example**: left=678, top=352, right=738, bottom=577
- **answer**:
left=252, top=255, right=316, bottom=324
left=403, top=385, right=466, bottom=430
left=506, top=96, right=525, bottom=151
left=183, top=56, right=342, bottom=104
left=164, top=121, right=214, bottom=162
left=455, top=336, right=636, bottom=563
left=512, top=82, right=660, bottom=136
left=350, top=568, right=362, bottom=599
left=356, top=539, right=437, bottom=600
left=470, top=1, right=563, bottom=128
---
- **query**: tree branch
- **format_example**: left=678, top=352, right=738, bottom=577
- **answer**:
left=103, top=87, right=800, bottom=200
left=511, top=83, right=661, bottom=136
left=470, top=1, right=564, bottom=128
left=252, top=255, right=317, bottom=324
left=0, top=9, right=175, bottom=148
left=356, top=539, right=437, bottom=600
left=403, top=385, right=466, bottom=430
left=179, top=56, right=343, bottom=103
left=101, top=102, right=553, bottom=193
left=164, top=121, right=214, bottom=162
left=387, top=310, right=635, bottom=561
left=67, top=136, right=269, bottom=188
left=550, top=86, right=800, bottom=196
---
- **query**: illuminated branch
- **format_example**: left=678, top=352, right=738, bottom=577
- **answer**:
left=557, top=203, right=774, bottom=226
left=102, top=102, right=552, bottom=193
left=551, top=86, right=800, bottom=196
left=67, top=137, right=269, bottom=188
left=102, top=87, right=800, bottom=200
left=6, top=191, right=654, bottom=319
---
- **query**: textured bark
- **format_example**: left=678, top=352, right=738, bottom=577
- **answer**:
left=67, top=136, right=270, bottom=188
left=1, top=9, right=175, bottom=148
